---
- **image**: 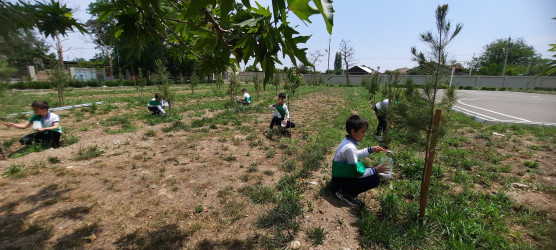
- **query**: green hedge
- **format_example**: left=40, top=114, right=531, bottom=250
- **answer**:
left=7, top=78, right=219, bottom=90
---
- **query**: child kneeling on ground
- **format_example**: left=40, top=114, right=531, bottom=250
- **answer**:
left=267, top=93, right=295, bottom=137
left=332, top=115, right=390, bottom=207
left=4, top=100, right=62, bottom=148
left=236, top=88, right=251, bottom=105
left=147, top=93, right=167, bottom=116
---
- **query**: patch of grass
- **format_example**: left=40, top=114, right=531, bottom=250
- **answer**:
left=247, top=162, right=258, bottom=173
left=162, top=120, right=189, bottom=133
left=249, top=138, right=265, bottom=147
left=48, top=156, right=61, bottom=164
left=2, top=164, right=25, bottom=178
left=217, top=186, right=234, bottom=202
left=265, top=148, right=276, bottom=158
left=280, top=159, right=296, bottom=172
left=239, top=185, right=276, bottom=204
left=223, top=155, right=237, bottom=162
left=72, top=144, right=103, bottom=160
left=144, top=129, right=156, bottom=137
left=2, top=161, right=45, bottom=179
left=223, top=200, right=246, bottom=223
left=306, top=226, right=327, bottom=246
left=2, top=138, right=18, bottom=148
left=9, top=143, right=48, bottom=158
left=523, top=161, right=539, bottom=168
left=194, top=205, right=203, bottom=214
left=62, top=134, right=80, bottom=146
left=475, top=130, right=492, bottom=141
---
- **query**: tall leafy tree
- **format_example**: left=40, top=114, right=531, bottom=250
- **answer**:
left=23, top=0, right=87, bottom=65
left=90, top=0, right=334, bottom=84
left=537, top=18, right=556, bottom=77
left=86, top=18, right=115, bottom=79
left=333, top=51, right=342, bottom=73
left=473, top=37, right=546, bottom=76
left=0, top=30, right=49, bottom=73
left=396, top=5, right=462, bottom=214
left=1, top=0, right=86, bottom=66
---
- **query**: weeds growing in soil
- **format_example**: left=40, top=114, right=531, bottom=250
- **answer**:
left=73, top=145, right=104, bottom=160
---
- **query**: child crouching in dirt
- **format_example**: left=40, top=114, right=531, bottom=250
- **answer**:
left=332, top=115, right=390, bottom=207
left=147, top=93, right=167, bottom=116
left=267, top=93, right=295, bottom=138
left=236, top=88, right=251, bottom=105
left=4, top=100, right=62, bottom=148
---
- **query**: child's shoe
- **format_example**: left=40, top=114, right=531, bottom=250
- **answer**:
left=335, top=190, right=362, bottom=207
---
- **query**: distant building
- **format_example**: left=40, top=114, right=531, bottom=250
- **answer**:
left=394, top=67, right=410, bottom=75
left=348, top=65, right=374, bottom=75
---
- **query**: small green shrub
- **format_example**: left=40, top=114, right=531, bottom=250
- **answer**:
left=194, top=205, right=203, bottom=213
left=73, top=145, right=103, bottom=160
left=48, top=156, right=61, bottom=164
left=144, top=129, right=156, bottom=137
left=307, top=226, right=327, bottom=245
left=523, top=161, right=539, bottom=168
left=2, top=164, right=24, bottom=178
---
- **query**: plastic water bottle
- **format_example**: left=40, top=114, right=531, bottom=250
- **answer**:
left=378, top=156, right=394, bottom=180
left=32, top=121, right=42, bottom=130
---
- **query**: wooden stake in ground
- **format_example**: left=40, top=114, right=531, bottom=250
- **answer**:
left=0, top=141, right=7, bottom=160
left=419, top=109, right=442, bottom=222
left=385, top=89, right=393, bottom=144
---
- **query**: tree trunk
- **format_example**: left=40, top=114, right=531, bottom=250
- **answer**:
left=58, top=87, right=64, bottom=107
left=0, top=141, right=7, bottom=160
left=108, top=55, right=114, bottom=80
left=55, top=32, right=64, bottom=65
left=344, top=60, right=349, bottom=84
left=168, top=97, right=172, bottom=115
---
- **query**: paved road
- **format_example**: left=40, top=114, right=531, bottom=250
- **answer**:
left=452, top=90, right=556, bottom=126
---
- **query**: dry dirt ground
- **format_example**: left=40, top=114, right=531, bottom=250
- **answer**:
left=1, top=87, right=555, bottom=249
left=0, top=88, right=367, bottom=249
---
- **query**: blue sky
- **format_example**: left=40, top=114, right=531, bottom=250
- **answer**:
left=56, top=0, right=555, bottom=71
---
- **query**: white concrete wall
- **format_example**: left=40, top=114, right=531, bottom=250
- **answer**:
left=237, top=72, right=556, bottom=89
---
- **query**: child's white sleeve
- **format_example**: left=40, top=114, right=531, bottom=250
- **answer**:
left=347, top=148, right=377, bottom=177
left=284, top=105, right=290, bottom=119
left=157, top=105, right=166, bottom=114
left=355, top=147, right=372, bottom=159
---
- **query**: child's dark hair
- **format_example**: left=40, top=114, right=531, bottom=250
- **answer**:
left=154, top=93, right=162, bottom=99
left=278, top=93, right=286, bottom=99
left=346, top=115, right=369, bottom=135
left=242, top=88, right=246, bottom=92
left=31, top=100, right=49, bottom=110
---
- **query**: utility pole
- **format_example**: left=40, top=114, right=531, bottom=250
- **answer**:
left=525, top=59, right=532, bottom=76
left=502, top=36, right=511, bottom=76
left=326, top=36, right=331, bottom=74
left=469, top=53, right=475, bottom=76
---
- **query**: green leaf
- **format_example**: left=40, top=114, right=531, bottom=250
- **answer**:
left=114, top=29, right=123, bottom=39
left=287, top=0, right=319, bottom=23
left=312, top=0, right=334, bottom=34
left=241, top=0, right=251, bottom=9
left=252, top=2, right=271, bottom=17
left=235, top=17, right=264, bottom=27
left=184, top=0, right=211, bottom=17
left=219, top=0, right=234, bottom=26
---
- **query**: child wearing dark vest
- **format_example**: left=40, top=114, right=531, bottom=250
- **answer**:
left=267, top=93, right=295, bottom=137
left=4, top=100, right=62, bottom=148
left=332, top=115, right=390, bottom=207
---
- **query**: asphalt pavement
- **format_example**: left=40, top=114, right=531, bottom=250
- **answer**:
left=452, top=90, right=556, bottom=126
